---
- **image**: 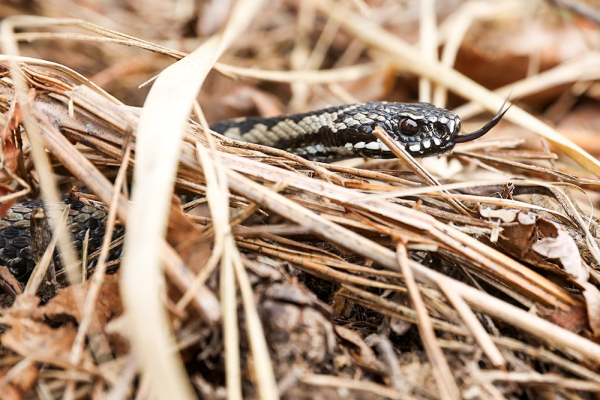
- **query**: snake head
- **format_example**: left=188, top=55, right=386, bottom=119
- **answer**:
left=335, top=102, right=460, bottom=158
left=336, top=101, right=508, bottom=158
left=385, top=102, right=463, bottom=157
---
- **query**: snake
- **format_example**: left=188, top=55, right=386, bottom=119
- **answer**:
left=211, top=101, right=505, bottom=159
left=0, top=101, right=506, bottom=280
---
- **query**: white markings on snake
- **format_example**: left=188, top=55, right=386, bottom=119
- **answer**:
left=365, top=141, right=379, bottom=150
left=447, top=120, right=456, bottom=133
left=223, top=127, right=243, bottom=141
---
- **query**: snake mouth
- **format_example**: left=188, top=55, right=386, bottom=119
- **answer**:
left=341, top=136, right=454, bottom=158
left=343, top=139, right=391, bottom=152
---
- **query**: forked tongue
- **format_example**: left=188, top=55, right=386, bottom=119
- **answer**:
left=453, top=101, right=511, bottom=144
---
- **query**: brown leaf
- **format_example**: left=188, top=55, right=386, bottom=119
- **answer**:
left=2, top=294, right=42, bottom=319
left=42, top=273, right=128, bottom=358
left=42, top=274, right=122, bottom=324
left=0, top=266, right=22, bottom=298
left=582, top=282, right=600, bottom=337
left=0, top=294, right=92, bottom=365
left=0, top=363, right=39, bottom=400
left=540, top=304, right=588, bottom=334
left=3, top=133, right=20, bottom=174
left=0, top=182, right=18, bottom=218
left=7, top=102, right=22, bottom=132
left=531, top=224, right=587, bottom=282
left=166, top=200, right=211, bottom=273
left=497, top=211, right=538, bottom=260
left=499, top=212, right=594, bottom=333
left=1, top=314, right=78, bottom=363
left=334, top=325, right=379, bottom=367
left=457, top=13, right=591, bottom=100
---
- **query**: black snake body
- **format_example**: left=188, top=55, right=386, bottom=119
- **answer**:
left=0, top=198, right=125, bottom=279
left=210, top=101, right=465, bottom=159
left=0, top=101, right=505, bottom=280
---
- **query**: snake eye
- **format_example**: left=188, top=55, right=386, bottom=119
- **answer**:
left=399, top=118, right=419, bottom=136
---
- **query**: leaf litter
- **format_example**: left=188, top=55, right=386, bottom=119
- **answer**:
left=1, top=1, right=600, bottom=399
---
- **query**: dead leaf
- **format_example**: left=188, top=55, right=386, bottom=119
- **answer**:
left=166, top=200, right=211, bottom=273
left=497, top=211, right=538, bottom=260
left=480, top=207, right=519, bottom=223
left=531, top=225, right=587, bottom=282
left=0, top=181, right=18, bottom=218
left=1, top=314, right=78, bottom=363
left=499, top=212, right=597, bottom=334
left=42, top=273, right=122, bottom=324
left=0, top=362, right=38, bottom=400
left=334, top=325, right=378, bottom=366
left=0, top=266, right=23, bottom=298
left=3, top=134, right=20, bottom=174
left=581, top=281, right=600, bottom=337
left=42, top=273, right=128, bottom=358
left=0, top=293, right=92, bottom=366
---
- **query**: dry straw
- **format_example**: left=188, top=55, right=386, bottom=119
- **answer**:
left=1, top=1, right=600, bottom=399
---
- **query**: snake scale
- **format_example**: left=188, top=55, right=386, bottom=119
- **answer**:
left=0, top=101, right=506, bottom=280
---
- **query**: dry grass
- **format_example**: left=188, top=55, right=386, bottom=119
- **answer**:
left=1, top=1, right=600, bottom=399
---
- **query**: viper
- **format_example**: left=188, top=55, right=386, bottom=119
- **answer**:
left=211, top=101, right=506, bottom=159
left=0, top=101, right=507, bottom=279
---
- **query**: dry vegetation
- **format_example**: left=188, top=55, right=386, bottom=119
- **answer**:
left=1, top=0, right=600, bottom=399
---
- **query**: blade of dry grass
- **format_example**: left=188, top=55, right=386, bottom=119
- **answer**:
left=219, top=155, right=600, bottom=364
left=218, top=151, right=577, bottom=310
left=439, top=285, right=506, bottom=369
left=418, top=0, right=436, bottom=103
left=231, top=243, right=279, bottom=400
left=300, top=374, right=412, bottom=400
left=396, top=241, right=461, bottom=400
left=454, top=53, right=600, bottom=119
left=409, top=259, right=600, bottom=363
left=23, top=206, right=70, bottom=294
left=193, top=137, right=240, bottom=398
left=69, top=143, right=131, bottom=366
left=214, top=62, right=381, bottom=83
left=119, top=1, right=268, bottom=399
left=121, top=33, right=222, bottom=400
left=1, top=15, right=187, bottom=59
left=221, top=238, right=240, bottom=400
left=373, top=126, right=470, bottom=215
left=0, top=20, right=81, bottom=286
left=477, top=371, right=600, bottom=391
